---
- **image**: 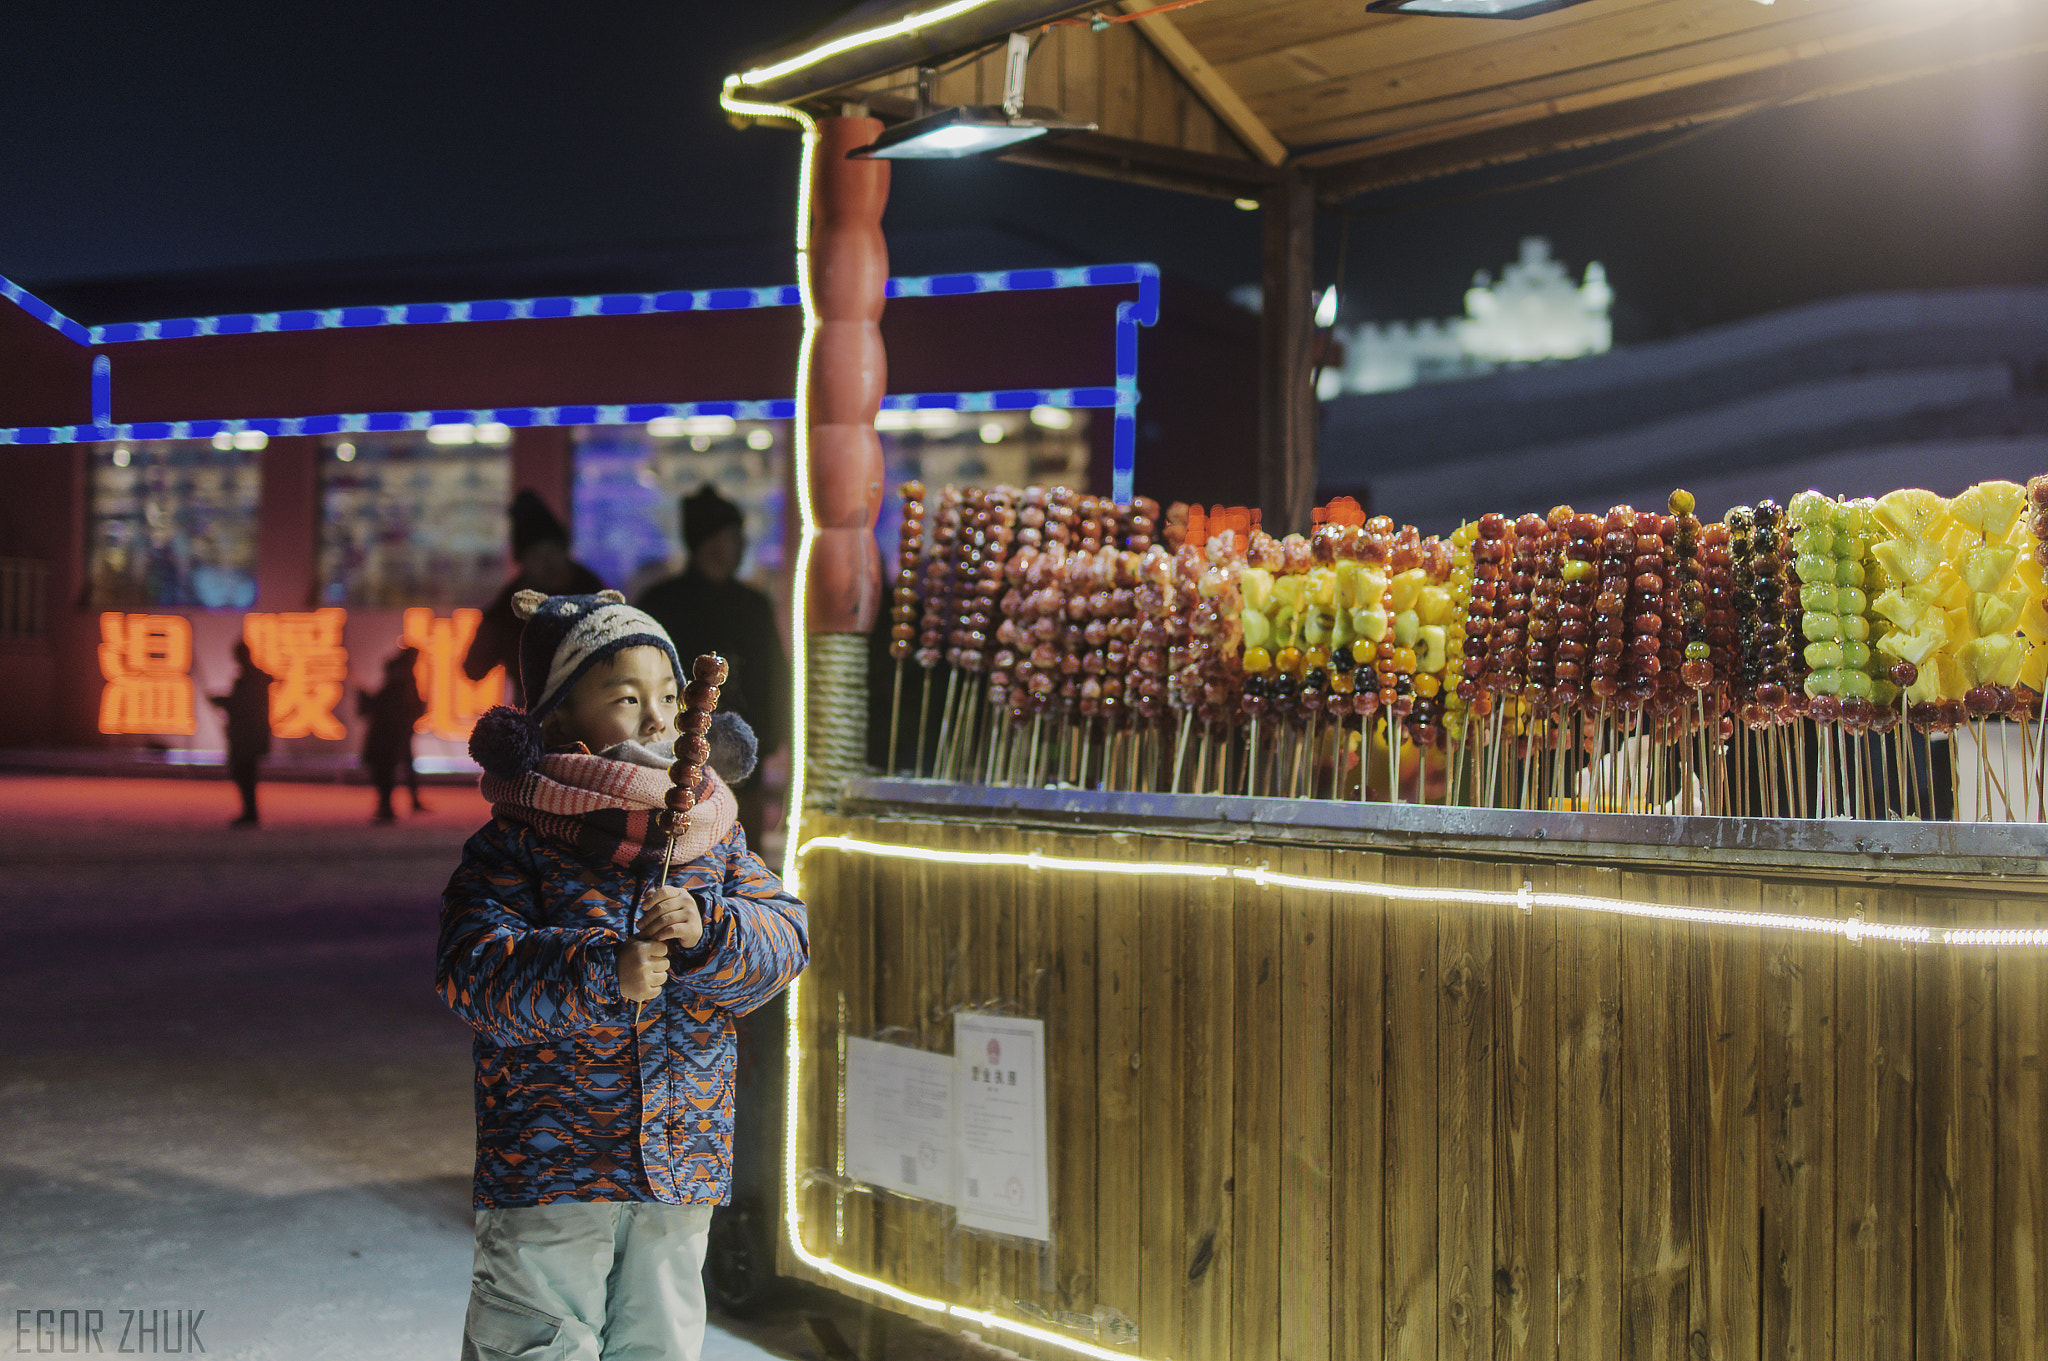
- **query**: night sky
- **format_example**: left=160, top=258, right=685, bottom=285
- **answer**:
left=2, top=3, right=2043, bottom=338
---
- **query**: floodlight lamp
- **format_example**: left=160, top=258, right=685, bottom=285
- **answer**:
left=1366, top=0, right=1597, bottom=16
left=847, top=104, right=1093, bottom=159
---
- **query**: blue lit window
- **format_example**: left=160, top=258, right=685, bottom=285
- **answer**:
left=88, top=440, right=260, bottom=609
left=572, top=421, right=790, bottom=598
left=318, top=432, right=510, bottom=607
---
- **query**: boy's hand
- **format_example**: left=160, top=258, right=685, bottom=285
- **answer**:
left=636, top=885, right=705, bottom=953
left=616, top=940, right=670, bottom=1003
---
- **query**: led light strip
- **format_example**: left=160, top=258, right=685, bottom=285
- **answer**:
left=0, top=274, right=89, bottom=344
left=726, top=0, right=1008, bottom=93
left=0, top=265, right=1152, bottom=349
left=0, top=386, right=1127, bottom=447
left=797, top=834, right=2047, bottom=949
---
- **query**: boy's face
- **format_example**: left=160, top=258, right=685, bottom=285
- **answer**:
left=549, top=645, right=680, bottom=752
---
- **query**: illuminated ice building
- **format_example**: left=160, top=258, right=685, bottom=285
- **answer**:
left=1320, top=286, right=2048, bottom=533
left=1322, top=237, right=1613, bottom=398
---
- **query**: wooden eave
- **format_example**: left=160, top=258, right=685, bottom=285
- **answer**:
left=743, top=0, right=2048, bottom=202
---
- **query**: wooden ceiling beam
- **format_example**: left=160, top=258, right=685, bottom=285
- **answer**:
left=1002, top=129, right=1288, bottom=197
left=1284, top=0, right=1996, bottom=156
left=1309, top=24, right=2048, bottom=202
left=1117, top=0, right=1291, bottom=166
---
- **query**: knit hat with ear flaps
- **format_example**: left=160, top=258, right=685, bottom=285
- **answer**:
left=467, top=589, right=685, bottom=780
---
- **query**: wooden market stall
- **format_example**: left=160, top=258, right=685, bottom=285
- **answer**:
left=721, top=3, right=2048, bottom=1358
left=798, top=789, right=2046, bottom=1361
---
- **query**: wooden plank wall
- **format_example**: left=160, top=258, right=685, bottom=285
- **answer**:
left=791, top=814, right=2048, bottom=1361
left=840, top=23, right=1256, bottom=164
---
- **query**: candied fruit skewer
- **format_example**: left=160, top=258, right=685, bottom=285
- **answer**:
left=887, top=481, right=925, bottom=773
left=912, top=487, right=963, bottom=776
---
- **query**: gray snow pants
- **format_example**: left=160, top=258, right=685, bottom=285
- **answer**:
left=460, top=1201, right=713, bottom=1361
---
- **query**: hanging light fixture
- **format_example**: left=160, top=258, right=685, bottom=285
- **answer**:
left=848, top=33, right=1094, bottom=160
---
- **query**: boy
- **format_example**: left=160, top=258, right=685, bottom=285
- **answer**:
left=438, top=589, right=807, bottom=1361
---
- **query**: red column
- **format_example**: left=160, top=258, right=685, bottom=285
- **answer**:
left=256, top=436, right=319, bottom=610
left=510, top=427, right=575, bottom=532
left=805, top=116, right=889, bottom=636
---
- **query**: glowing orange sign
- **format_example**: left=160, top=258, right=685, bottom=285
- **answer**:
left=97, top=613, right=197, bottom=735
left=244, top=608, right=349, bottom=740
left=401, top=607, right=504, bottom=740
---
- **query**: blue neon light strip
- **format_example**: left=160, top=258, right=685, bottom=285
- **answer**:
left=0, top=262, right=1158, bottom=492
left=81, top=285, right=807, bottom=345
left=0, top=263, right=1156, bottom=347
left=0, top=275, right=91, bottom=345
left=0, top=388, right=1132, bottom=446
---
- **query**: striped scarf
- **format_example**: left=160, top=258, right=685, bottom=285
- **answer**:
left=481, top=749, right=738, bottom=871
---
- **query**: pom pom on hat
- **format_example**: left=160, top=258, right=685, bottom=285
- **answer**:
left=705, top=711, right=758, bottom=784
left=469, top=704, right=545, bottom=780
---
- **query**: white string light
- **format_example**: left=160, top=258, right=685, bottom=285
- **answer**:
left=946, top=1305, right=1148, bottom=1361
left=726, top=0, right=1006, bottom=94
left=798, top=834, right=2044, bottom=950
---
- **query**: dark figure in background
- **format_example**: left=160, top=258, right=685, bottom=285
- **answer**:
left=636, top=486, right=790, bottom=850
left=463, top=489, right=605, bottom=705
left=210, top=640, right=273, bottom=827
left=359, top=646, right=429, bottom=823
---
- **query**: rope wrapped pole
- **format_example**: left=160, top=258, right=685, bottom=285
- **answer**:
left=805, top=633, right=872, bottom=806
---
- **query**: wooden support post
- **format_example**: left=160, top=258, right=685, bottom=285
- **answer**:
left=806, top=116, right=889, bottom=636
left=803, top=116, right=890, bottom=795
left=1257, top=172, right=1316, bottom=538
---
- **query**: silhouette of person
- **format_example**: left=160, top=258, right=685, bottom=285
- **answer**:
left=635, top=486, right=789, bottom=850
left=464, top=489, right=605, bottom=705
left=210, top=640, right=273, bottom=827
left=359, top=645, right=429, bottom=823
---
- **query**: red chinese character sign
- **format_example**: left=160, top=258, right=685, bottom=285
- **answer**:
left=402, top=607, right=503, bottom=740
left=244, top=609, right=349, bottom=739
left=97, top=613, right=197, bottom=735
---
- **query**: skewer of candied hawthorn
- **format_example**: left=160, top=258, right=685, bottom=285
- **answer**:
left=658, top=653, right=728, bottom=847
left=1132, top=544, right=1175, bottom=746
left=952, top=487, right=1014, bottom=778
left=927, top=486, right=985, bottom=779
left=1523, top=508, right=1572, bottom=718
left=1462, top=513, right=1509, bottom=709
left=1104, top=547, right=1139, bottom=741
left=988, top=535, right=1038, bottom=777
left=1552, top=511, right=1599, bottom=719
left=1048, top=492, right=1088, bottom=769
left=1126, top=495, right=1159, bottom=554
left=887, top=482, right=925, bottom=771
left=1726, top=506, right=1769, bottom=727
left=911, top=486, right=963, bottom=775
left=1670, top=492, right=1712, bottom=694
left=629, top=651, right=727, bottom=1019
left=1497, top=514, right=1542, bottom=705
left=1621, top=508, right=1668, bottom=714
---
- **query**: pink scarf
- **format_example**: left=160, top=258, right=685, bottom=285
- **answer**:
left=481, top=749, right=737, bottom=871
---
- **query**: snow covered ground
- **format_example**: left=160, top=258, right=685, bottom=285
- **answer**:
left=0, top=777, right=796, bottom=1361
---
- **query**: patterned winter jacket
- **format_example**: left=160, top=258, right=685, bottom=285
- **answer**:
left=437, top=816, right=807, bottom=1209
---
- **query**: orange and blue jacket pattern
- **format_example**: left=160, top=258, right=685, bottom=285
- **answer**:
left=437, top=817, right=807, bottom=1209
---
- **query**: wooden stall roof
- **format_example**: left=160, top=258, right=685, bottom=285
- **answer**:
left=729, top=0, right=2048, bottom=201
